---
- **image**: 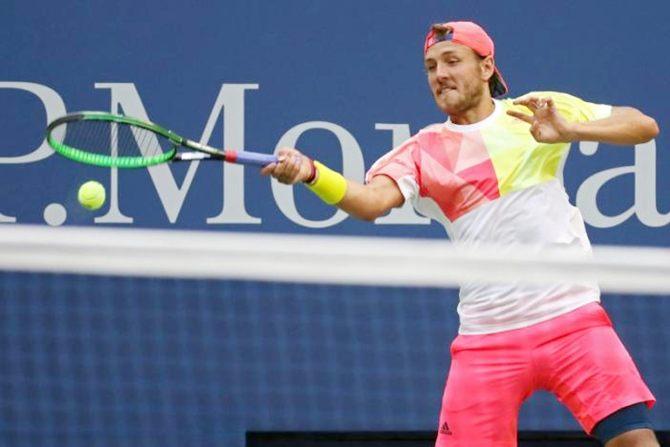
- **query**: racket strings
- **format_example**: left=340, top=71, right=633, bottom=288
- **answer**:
left=52, top=120, right=174, bottom=162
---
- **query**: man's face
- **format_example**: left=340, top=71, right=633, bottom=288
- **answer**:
left=424, top=41, right=490, bottom=115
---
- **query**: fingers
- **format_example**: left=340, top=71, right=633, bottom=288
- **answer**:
left=509, top=96, right=555, bottom=124
left=546, top=98, right=556, bottom=111
left=506, top=110, right=534, bottom=124
left=513, top=97, right=540, bottom=111
left=259, top=162, right=277, bottom=176
left=273, top=154, right=301, bottom=184
left=513, top=96, right=554, bottom=112
left=262, top=147, right=309, bottom=184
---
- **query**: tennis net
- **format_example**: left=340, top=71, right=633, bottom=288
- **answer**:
left=0, top=225, right=668, bottom=447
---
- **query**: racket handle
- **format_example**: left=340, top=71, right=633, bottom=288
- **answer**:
left=231, top=151, right=278, bottom=166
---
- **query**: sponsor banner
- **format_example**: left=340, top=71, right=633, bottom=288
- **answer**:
left=1, top=2, right=668, bottom=247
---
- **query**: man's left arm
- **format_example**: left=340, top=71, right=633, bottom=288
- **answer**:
left=568, top=106, right=659, bottom=145
left=508, top=97, right=659, bottom=146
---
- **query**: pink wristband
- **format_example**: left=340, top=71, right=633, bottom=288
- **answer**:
left=303, top=157, right=317, bottom=184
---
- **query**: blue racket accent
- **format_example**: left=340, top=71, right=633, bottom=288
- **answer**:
left=234, top=151, right=278, bottom=166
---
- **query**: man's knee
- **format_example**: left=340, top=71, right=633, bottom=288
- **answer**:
left=605, top=428, right=659, bottom=447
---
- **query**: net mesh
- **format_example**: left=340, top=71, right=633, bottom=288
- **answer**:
left=0, top=226, right=668, bottom=447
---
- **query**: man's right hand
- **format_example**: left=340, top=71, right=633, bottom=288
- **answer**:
left=260, top=147, right=405, bottom=222
left=260, top=147, right=314, bottom=184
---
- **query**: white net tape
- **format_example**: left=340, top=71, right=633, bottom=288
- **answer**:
left=0, top=225, right=668, bottom=294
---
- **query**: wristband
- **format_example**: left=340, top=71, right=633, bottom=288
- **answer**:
left=305, top=161, right=347, bottom=205
left=303, top=157, right=317, bottom=184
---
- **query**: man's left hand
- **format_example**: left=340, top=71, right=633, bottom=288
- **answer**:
left=507, top=97, right=575, bottom=143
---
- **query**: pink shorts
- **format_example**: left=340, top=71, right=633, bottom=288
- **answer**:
left=435, top=302, right=655, bottom=447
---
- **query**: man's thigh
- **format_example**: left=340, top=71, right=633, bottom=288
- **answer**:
left=539, top=324, right=655, bottom=435
left=435, top=335, right=533, bottom=447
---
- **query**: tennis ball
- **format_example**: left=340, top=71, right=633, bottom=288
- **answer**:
left=78, top=181, right=106, bottom=210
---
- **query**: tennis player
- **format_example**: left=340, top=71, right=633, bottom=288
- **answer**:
left=261, top=21, right=660, bottom=447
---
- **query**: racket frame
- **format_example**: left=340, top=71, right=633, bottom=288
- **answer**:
left=46, top=111, right=277, bottom=168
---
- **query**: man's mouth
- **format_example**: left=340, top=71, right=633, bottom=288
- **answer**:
left=437, top=86, right=457, bottom=96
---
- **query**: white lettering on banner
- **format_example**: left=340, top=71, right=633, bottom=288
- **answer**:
left=0, top=81, right=666, bottom=230
left=272, top=122, right=363, bottom=228
left=0, top=82, right=67, bottom=223
left=206, top=84, right=261, bottom=224
left=93, top=83, right=260, bottom=224
left=577, top=140, right=669, bottom=228
left=374, top=124, right=430, bottom=225
left=93, top=84, right=136, bottom=224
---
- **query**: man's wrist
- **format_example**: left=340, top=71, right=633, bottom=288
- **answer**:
left=564, top=121, right=583, bottom=142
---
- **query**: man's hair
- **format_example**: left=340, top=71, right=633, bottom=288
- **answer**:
left=430, top=23, right=452, bottom=38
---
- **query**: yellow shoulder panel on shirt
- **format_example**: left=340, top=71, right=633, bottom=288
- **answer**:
left=506, top=91, right=612, bottom=123
left=482, top=98, right=571, bottom=196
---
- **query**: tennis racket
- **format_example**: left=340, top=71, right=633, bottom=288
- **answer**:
left=46, top=111, right=278, bottom=168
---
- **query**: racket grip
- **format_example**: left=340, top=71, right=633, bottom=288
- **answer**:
left=232, top=151, right=278, bottom=166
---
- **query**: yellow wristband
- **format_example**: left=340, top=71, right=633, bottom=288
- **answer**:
left=305, top=161, right=347, bottom=205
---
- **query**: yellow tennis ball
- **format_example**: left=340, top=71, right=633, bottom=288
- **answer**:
left=78, top=181, right=106, bottom=210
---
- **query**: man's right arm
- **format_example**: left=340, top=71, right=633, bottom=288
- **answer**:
left=337, top=175, right=405, bottom=221
left=260, top=147, right=405, bottom=221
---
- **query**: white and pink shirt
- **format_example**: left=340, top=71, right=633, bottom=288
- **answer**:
left=366, top=92, right=612, bottom=334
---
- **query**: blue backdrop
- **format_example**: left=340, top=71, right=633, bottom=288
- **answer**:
left=1, top=1, right=668, bottom=446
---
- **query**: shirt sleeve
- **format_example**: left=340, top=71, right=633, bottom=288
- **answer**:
left=518, top=91, right=612, bottom=123
left=365, top=139, right=421, bottom=204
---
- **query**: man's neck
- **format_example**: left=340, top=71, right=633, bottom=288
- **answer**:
left=450, top=97, right=495, bottom=125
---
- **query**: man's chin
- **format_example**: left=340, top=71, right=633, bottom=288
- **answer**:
left=437, top=100, right=463, bottom=116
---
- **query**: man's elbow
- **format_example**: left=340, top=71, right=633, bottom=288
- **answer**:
left=348, top=203, right=394, bottom=222
left=643, top=116, right=660, bottom=141
left=633, top=109, right=660, bottom=142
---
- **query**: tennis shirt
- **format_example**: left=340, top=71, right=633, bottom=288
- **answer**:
left=366, top=92, right=612, bottom=335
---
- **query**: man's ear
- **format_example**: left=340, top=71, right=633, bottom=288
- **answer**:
left=481, top=56, right=495, bottom=82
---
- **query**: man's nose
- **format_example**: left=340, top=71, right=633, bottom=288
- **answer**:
left=435, top=62, right=451, bottom=79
